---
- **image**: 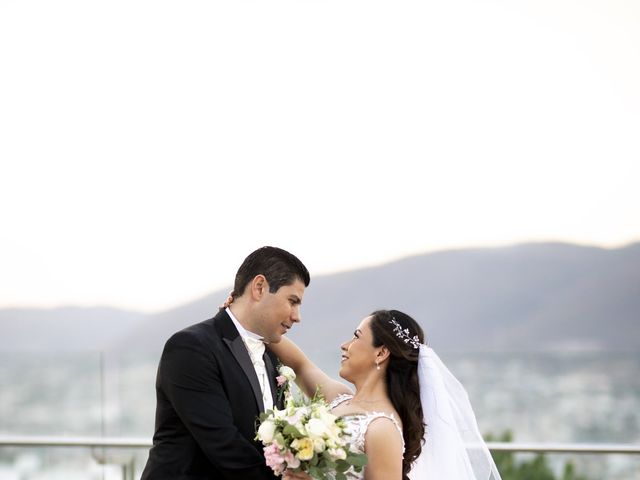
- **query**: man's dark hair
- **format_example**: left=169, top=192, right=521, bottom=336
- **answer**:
left=232, top=246, right=310, bottom=298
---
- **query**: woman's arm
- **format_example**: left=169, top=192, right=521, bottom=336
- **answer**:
left=268, top=336, right=352, bottom=402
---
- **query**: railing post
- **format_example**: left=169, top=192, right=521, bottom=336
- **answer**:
left=127, top=456, right=136, bottom=480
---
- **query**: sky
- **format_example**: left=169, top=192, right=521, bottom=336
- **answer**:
left=1, top=0, right=639, bottom=313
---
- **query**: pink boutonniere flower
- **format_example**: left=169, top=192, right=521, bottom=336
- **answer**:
left=275, top=365, right=296, bottom=404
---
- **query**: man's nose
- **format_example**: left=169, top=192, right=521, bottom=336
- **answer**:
left=291, top=305, right=301, bottom=323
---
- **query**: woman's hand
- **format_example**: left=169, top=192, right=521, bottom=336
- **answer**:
left=282, top=470, right=312, bottom=480
left=220, top=291, right=234, bottom=309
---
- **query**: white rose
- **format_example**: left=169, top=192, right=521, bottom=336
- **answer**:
left=279, top=365, right=296, bottom=382
left=257, top=420, right=276, bottom=443
left=328, top=448, right=347, bottom=461
left=306, top=418, right=329, bottom=439
left=273, top=408, right=287, bottom=420
left=296, top=422, right=308, bottom=437
left=318, top=410, right=337, bottom=427
left=313, top=437, right=326, bottom=453
left=325, top=434, right=342, bottom=449
left=326, top=423, right=343, bottom=444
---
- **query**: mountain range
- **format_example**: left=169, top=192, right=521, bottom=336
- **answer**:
left=1, top=242, right=638, bottom=356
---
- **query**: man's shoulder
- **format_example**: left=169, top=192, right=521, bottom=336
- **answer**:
left=181, top=315, right=218, bottom=334
left=164, top=311, right=226, bottom=348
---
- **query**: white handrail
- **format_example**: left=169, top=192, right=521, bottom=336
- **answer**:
left=0, top=436, right=638, bottom=454
left=0, top=436, right=151, bottom=448
left=486, top=442, right=640, bottom=454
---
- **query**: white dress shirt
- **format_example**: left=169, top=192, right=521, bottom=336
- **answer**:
left=226, top=307, right=274, bottom=411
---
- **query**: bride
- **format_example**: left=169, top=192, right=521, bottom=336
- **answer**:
left=267, top=309, right=502, bottom=480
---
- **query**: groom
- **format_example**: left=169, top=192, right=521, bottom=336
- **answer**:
left=141, top=246, right=310, bottom=480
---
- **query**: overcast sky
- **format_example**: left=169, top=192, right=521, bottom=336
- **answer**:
left=1, top=0, right=638, bottom=312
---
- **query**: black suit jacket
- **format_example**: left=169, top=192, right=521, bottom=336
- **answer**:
left=141, top=310, right=283, bottom=480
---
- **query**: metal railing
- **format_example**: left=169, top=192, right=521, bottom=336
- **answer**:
left=1, top=436, right=639, bottom=479
left=0, top=436, right=151, bottom=480
left=0, top=435, right=151, bottom=448
left=486, top=442, right=640, bottom=455
left=2, top=435, right=638, bottom=453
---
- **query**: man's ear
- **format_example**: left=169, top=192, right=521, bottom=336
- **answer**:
left=250, top=274, right=269, bottom=300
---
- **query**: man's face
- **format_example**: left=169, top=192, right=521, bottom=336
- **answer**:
left=255, top=278, right=305, bottom=344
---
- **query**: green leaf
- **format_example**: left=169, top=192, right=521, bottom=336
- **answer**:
left=274, top=433, right=286, bottom=447
left=335, top=459, right=350, bottom=473
left=282, top=424, right=304, bottom=438
left=323, top=458, right=336, bottom=470
left=346, top=453, right=368, bottom=467
left=335, top=473, right=347, bottom=480
left=308, top=466, right=321, bottom=479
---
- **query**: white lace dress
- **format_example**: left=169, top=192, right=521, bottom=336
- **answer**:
left=328, top=394, right=405, bottom=480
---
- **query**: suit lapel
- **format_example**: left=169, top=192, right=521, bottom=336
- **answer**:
left=217, top=310, right=265, bottom=412
left=264, top=352, right=279, bottom=409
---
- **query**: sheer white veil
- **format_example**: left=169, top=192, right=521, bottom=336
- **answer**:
left=408, top=345, right=502, bottom=480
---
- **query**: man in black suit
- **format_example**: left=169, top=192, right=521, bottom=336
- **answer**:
left=141, top=246, right=310, bottom=479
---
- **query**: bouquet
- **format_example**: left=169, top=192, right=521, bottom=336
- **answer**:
left=256, top=366, right=367, bottom=480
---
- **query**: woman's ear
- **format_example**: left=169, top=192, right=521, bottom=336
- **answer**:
left=377, top=346, right=391, bottom=363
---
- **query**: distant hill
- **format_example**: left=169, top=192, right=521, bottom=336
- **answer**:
left=1, top=242, right=639, bottom=356
left=0, top=307, right=145, bottom=351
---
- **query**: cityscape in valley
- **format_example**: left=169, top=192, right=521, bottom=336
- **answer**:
left=1, top=350, right=638, bottom=479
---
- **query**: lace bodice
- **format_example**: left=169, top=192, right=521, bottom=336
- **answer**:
left=328, top=394, right=405, bottom=479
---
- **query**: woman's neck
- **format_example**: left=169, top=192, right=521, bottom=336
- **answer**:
left=352, top=372, right=388, bottom=403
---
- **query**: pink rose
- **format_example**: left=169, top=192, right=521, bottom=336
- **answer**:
left=264, top=443, right=285, bottom=475
left=284, top=450, right=301, bottom=469
left=276, top=375, right=287, bottom=386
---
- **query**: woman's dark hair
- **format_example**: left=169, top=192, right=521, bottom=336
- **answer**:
left=369, top=309, right=425, bottom=479
left=232, top=246, right=310, bottom=298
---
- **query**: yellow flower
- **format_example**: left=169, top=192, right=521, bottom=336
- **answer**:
left=292, top=437, right=314, bottom=461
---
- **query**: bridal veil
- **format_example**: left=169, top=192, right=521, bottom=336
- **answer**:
left=408, top=346, right=502, bottom=480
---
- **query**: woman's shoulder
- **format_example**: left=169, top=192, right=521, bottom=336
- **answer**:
left=361, top=413, right=405, bottom=476
left=363, top=411, right=405, bottom=454
left=364, top=411, right=403, bottom=434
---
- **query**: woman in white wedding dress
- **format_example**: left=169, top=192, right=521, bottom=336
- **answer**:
left=268, top=309, right=502, bottom=480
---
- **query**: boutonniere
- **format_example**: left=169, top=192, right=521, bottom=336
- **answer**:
left=276, top=365, right=296, bottom=404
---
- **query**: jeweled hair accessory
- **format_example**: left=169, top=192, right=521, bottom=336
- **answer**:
left=389, top=317, right=421, bottom=349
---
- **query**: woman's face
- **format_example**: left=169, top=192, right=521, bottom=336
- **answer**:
left=339, top=315, right=378, bottom=381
